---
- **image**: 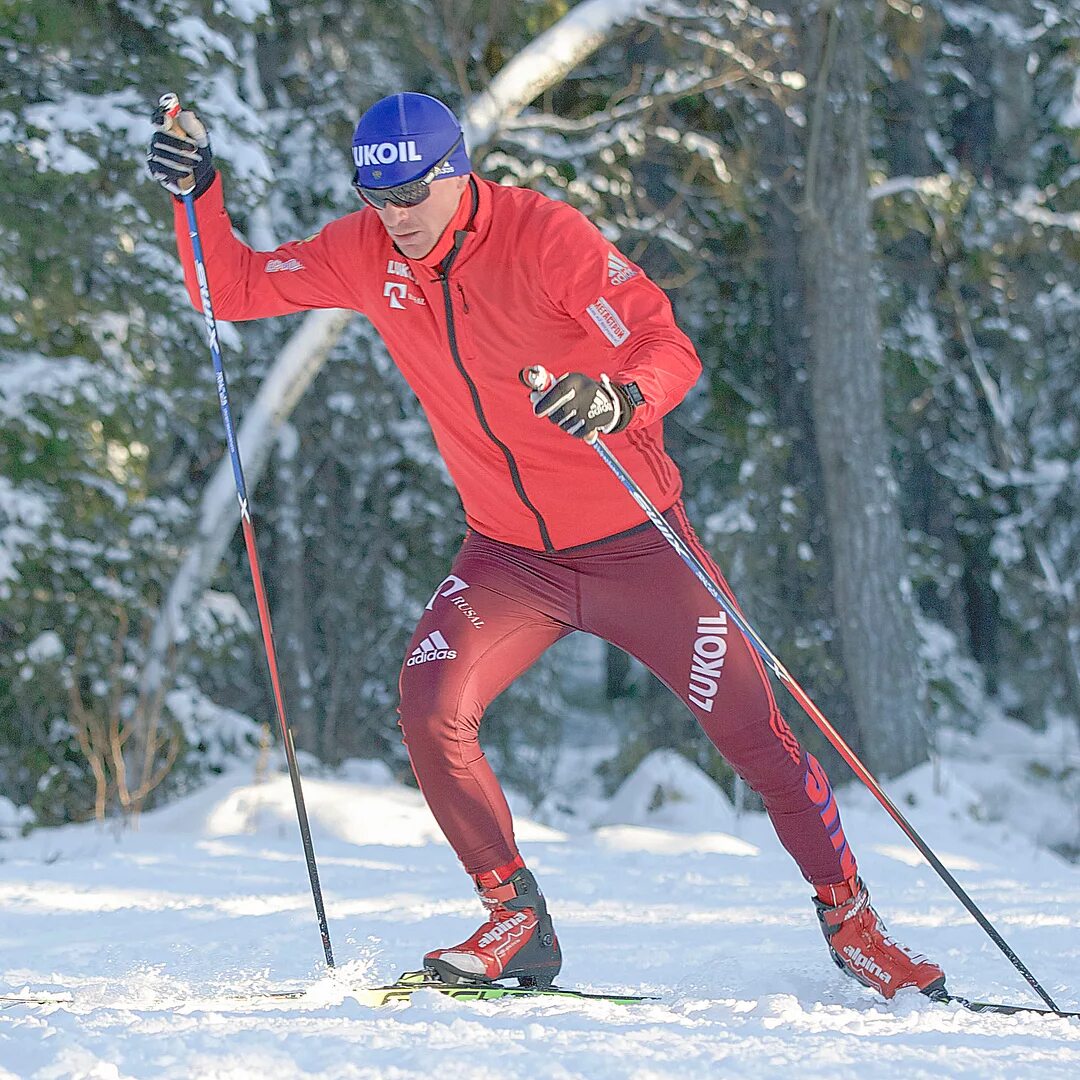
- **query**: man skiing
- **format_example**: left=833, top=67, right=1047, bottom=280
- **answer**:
left=148, top=91, right=945, bottom=999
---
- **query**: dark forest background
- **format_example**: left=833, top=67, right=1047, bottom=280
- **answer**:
left=1, top=1, right=1077, bottom=853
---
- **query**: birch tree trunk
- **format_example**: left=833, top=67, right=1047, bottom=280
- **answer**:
left=797, top=0, right=929, bottom=775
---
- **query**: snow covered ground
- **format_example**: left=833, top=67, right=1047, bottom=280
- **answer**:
left=1, top=750, right=1078, bottom=1079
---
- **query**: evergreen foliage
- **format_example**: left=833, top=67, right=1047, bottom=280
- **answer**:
left=1, top=1, right=1077, bottom=843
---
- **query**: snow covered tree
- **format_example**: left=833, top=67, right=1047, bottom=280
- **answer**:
left=871, top=0, right=1080, bottom=742
left=0, top=0, right=270, bottom=821
left=4, top=0, right=1077, bottom=831
left=787, top=0, right=930, bottom=774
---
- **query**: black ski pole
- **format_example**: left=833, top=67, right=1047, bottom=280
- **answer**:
left=159, top=92, right=334, bottom=970
left=521, top=364, right=1062, bottom=1014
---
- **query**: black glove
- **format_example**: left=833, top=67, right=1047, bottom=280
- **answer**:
left=531, top=372, right=636, bottom=439
left=147, top=104, right=215, bottom=198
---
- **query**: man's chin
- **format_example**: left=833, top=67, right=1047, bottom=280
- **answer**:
left=395, top=235, right=433, bottom=259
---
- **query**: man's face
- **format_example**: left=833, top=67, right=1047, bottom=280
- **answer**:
left=373, top=175, right=469, bottom=260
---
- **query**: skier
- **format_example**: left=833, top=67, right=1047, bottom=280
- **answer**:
left=148, top=92, right=945, bottom=999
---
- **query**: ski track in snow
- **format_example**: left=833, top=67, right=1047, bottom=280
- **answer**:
left=1, top=768, right=1078, bottom=1079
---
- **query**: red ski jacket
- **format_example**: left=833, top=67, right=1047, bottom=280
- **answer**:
left=174, top=174, right=702, bottom=550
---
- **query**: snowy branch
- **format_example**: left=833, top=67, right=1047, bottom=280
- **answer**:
left=868, top=174, right=952, bottom=202
left=1010, top=199, right=1080, bottom=234
left=463, top=0, right=661, bottom=149
left=501, top=68, right=745, bottom=134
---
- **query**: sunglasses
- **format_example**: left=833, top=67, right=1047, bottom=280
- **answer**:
left=354, top=134, right=464, bottom=209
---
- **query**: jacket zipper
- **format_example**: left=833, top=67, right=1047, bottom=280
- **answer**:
left=438, top=231, right=554, bottom=551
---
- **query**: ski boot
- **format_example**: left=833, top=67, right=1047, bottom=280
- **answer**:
left=424, top=862, right=561, bottom=988
left=815, top=876, right=946, bottom=999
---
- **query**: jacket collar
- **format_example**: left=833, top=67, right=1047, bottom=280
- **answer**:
left=404, top=176, right=488, bottom=276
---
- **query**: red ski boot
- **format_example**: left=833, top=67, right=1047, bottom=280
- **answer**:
left=815, top=876, right=946, bottom=999
left=424, top=863, right=561, bottom=988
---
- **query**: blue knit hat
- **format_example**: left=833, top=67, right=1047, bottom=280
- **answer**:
left=351, top=93, right=470, bottom=189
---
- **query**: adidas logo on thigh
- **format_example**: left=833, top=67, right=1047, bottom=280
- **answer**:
left=406, top=629, right=458, bottom=666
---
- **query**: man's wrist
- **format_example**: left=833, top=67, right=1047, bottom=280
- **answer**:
left=606, top=380, right=643, bottom=433
left=171, top=166, right=217, bottom=203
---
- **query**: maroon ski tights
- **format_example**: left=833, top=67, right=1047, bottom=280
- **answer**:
left=398, top=503, right=858, bottom=887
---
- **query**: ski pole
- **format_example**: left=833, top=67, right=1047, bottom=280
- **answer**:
left=158, top=92, right=335, bottom=970
left=521, top=364, right=1062, bottom=1013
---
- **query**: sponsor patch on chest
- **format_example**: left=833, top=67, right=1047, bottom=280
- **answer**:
left=265, top=258, right=304, bottom=273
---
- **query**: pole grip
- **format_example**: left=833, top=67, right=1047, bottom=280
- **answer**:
left=519, top=365, right=554, bottom=392
left=156, top=92, right=185, bottom=136
left=155, top=91, right=196, bottom=194
left=521, top=365, right=606, bottom=443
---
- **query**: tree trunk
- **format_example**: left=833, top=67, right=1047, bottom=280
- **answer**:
left=756, top=97, right=861, bottom=764
left=797, top=1, right=929, bottom=775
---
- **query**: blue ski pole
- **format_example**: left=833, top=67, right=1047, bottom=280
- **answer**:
left=158, top=92, right=334, bottom=970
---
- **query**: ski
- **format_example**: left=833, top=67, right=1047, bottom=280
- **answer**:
left=0, top=972, right=654, bottom=1010
left=1, top=993, right=73, bottom=1008
left=930, top=991, right=1080, bottom=1019
left=352, top=969, right=656, bottom=1007
left=13, top=980, right=1074, bottom=1018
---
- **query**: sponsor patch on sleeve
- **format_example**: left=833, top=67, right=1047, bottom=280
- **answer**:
left=586, top=296, right=631, bottom=346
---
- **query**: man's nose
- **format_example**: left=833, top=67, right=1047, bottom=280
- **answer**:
left=381, top=203, right=410, bottom=226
